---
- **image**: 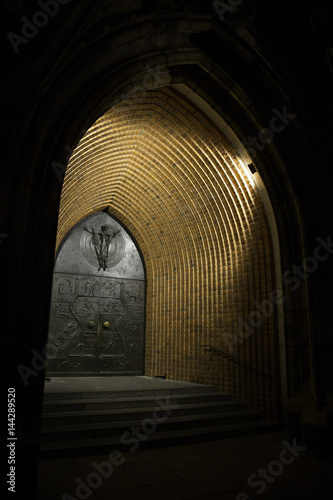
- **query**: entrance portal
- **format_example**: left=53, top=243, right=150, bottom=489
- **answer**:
left=46, top=212, right=146, bottom=376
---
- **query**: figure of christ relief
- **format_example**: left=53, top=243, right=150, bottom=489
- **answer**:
left=85, top=225, right=120, bottom=271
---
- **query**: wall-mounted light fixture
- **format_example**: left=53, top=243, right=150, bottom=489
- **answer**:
left=248, top=163, right=257, bottom=174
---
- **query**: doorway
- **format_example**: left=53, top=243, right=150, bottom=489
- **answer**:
left=49, top=88, right=283, bottom=419
left=46, top=211, right=146, bottom=376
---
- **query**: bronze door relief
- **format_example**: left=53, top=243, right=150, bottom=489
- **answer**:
left=47, top=212, right=146, bottom=376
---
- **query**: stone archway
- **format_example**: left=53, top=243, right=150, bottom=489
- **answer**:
left=54, top=87, right=283, bottom=420
left=3, top=4, right=333, bottom=497
left=46, top=211, right=146, bottom=376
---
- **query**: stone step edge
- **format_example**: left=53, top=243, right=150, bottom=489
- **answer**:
left=40, top=421, right=282, bottom=452
left=42, top=401, right=247, bottom=420
left=42, top=392, right=232, bottom=407
left=41, top=410, right=262, bottom=434
left=42, top=386, right=219, bottom=401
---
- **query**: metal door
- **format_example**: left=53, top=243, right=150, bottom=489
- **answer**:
left=46, top=212, right=146, bottom=376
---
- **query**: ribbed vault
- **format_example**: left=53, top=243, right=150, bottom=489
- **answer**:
left=57, top=87, right=279, bottom=417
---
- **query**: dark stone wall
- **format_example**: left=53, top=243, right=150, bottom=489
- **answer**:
left=1, top=0, right=332, bottom=495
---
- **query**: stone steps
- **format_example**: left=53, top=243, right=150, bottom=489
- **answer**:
left=42, top=381, right=217, bottom=401
left=42, top=392, right=231, bottom=412
left=42, top=409, right=261, bottom=437
left=40, top=378, right=282, bottom=458
left=40, top=420, right=281, bottom=458
left=42, top=400, right=248, bottom=426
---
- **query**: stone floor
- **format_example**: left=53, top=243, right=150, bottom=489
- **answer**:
left=43, top=375, right=213, bottom=397
left=36, top=431, right=333, bottom=500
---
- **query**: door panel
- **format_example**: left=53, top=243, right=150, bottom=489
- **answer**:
left=47, top=212, right=146, bottom=376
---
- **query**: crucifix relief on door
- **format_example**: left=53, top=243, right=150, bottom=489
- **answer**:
left=46, top=212, right=146, bottom=376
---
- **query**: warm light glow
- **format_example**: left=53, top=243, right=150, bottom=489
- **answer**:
left=57, top=87, right=278, bottom=410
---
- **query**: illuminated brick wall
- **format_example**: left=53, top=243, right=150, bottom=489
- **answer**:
left=57, top=88, right=280, bottom=418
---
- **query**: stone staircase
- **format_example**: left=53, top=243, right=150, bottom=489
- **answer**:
left=40, top=377, right=281, bottom=458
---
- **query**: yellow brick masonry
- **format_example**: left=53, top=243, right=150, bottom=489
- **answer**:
left=57, top=87, right=279, bottom=419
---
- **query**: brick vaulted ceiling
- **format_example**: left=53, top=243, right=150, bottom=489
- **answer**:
left=56, top=87, right=278, bottom=415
